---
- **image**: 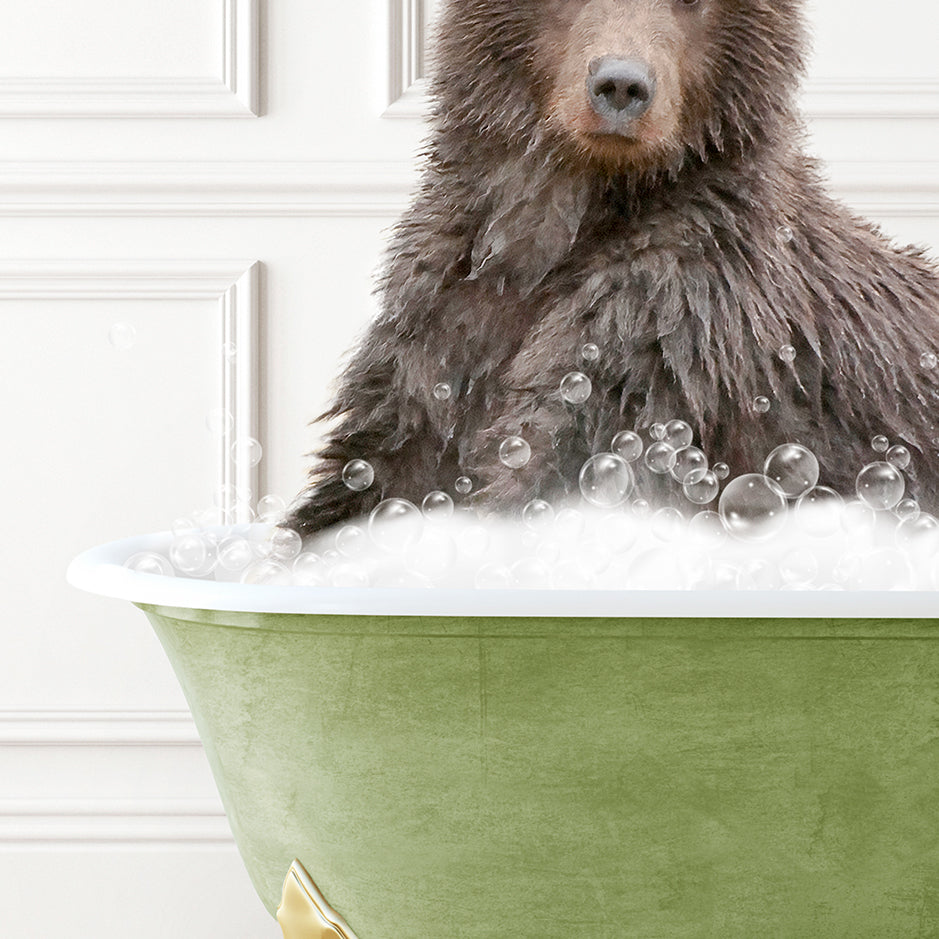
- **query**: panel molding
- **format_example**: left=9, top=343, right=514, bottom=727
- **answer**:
left=0, top=259, right=261, bottom=518
left=0, top=709, right=199, bottom=746
left=0, top=0, right=258, bottom=117
left=383, top=7, right=939, bottom=120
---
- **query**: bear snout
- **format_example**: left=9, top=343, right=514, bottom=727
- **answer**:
left=587, top=56, right=657, bottom=130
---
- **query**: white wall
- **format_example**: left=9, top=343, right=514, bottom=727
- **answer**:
left=0, top=1, right=937, bottom=936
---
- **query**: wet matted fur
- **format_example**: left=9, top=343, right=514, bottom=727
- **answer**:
left=287, top=0, right=939, bottom=535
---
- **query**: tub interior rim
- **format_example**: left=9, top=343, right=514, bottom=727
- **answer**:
left=66, top=528, right=939, bottom=619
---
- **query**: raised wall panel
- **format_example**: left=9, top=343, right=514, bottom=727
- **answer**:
left=0, top=0, right=258, bottom=117
left=384, top=0, right=939, bottom=120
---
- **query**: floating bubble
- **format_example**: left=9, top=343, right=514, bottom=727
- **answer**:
left=856, top=461, right=905, bottom=511
left=257, top=494, right=287, bottom=522
left=895, top=499, right=920, bottom=522
left=422, top=490, right=455, bottom=520
left=368, top=498, right=423, bottom=552
left=662, top=420, right=694, bottom=451
left=216, top=537, right=254, bottom=572
left=763, top=443, right=820, bottom=499
left=169, top=532, right=215, bottom=575
left=871, top=435, right=889, bottom=453
left=795, top=486, right=844, bottom=537
left=231, top=437, right=262, bottom=467
left=777, top=226, right=795, bottom=244
left=335, top=525, right=367, bottom=558
left=718, top=474, right=788, bottom=542
left=921, top=352, right=938, bottom=370
left=499, top=436, right=532, bottom=469
left=611, top=430, right=643, bottom=463
left=670, top=446, right=708, bottom=484
left=171, top=516, right=198, bottom=537
left=342, top=459, right=375, bottom=492
left=555, top=507, right=586, bottom=540
left=651, top=507, right=685, bottom=542
left=455, top=475, right=473, bottom=495
left=206, top=409, right=234, bottom=437
left=683, top=469, right=720, bottom=505
left=644, top=442, right=677, bottom=475
left=688, top=510, right=726, bottom=547
left=895, top=513, right=939, bottom=553
left=713, top=462, right=730, bottom=481
left=578, top=453, right=634, bottom=508
left=886, top=445, right=911, bottom=470
left=841, top=500, right=877, bottom=535
left=650, top=423, right=667, bottom=440
left=780, top=548, right=819, bottom=586
left=433, top=382, right=452, bottom=401
left=560, top=371, right=592, bottom=405
left=631, top=499, right=651, bottom=518
left=241, top=559, right=292, bottom=586
left=522, top=499, right=555, bottom=531
left=752, top=396, right=772, bottom=414
left=108, top=322, right=136, bottom=350
left=779, top=344, right=797, bottom=363
left=124, top=551, right=173, bottom=576
left=582, top=343, right=600, bottom=362
left=293, top=552, right=327, bottom=586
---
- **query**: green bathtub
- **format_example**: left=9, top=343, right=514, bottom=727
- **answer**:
left=69, top=531, right=939, bottom=938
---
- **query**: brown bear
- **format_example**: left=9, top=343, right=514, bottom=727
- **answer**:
left=286, top=0, right=939, bottom=536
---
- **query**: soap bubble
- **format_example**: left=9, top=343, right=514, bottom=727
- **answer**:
left=433, top=382, right=452, bottom=401
left=124, top=552, right=173, bottom=576
left=611, top=431, right=643, bottom=463
left=578, top=453, right=635, bottom=508
left=644, top=442, right=677, bottom=475
left=670, top=446, right=708, bottom=484
left=409, top=528, right=458, bottom=579
left=777, top=226, right=795, bottom=244
left=683, top=469, right=720, bottom=505
left=335, top=525, right=367, bottom=558
left=257, top=494, right=287, bottom=522
left=895, top=513, right=939, bottom=553
left=838, top=549, right=913, bottom=591
left=894, top=499, right=920, bottom=522
left=718, top=474, right=788, bottom=542
left=458, top=523, right=490, bottom=559
left=522, top=499, right=555, bottom=530
left=555, top=507, right=586, bottom=540
left=560, top=371, right=592, bottom=405
left=330, top=563, right=370, bottom=588
left=293, top=552, right=327, bottom=586
left=171, top=516, right=198, bottom=537
left=598, top=512, right=639, bottom=552
left=921, top=352, right=938, bottom=370
left=856, top=461, right=905, bottom=511
left=422, top=490, right=455, bottom=520
left=216, top=537, right=254, bottom=572
left=652, top=507, right=685, bottom=542
left=763, top=443, right=820, bottom=499
left=795, top=486, right=844, bottom=537
left=779, top=344, right=797, bottom=363
left=752, top=396, right=771, bottom=414
left=582, top=343, right=600, bottom=362
left=369, top=498, right=423, bottom=552
left=342, top=459, right=374, bottom=492
left=688, top=511, right=726, bottom=547
left=455, top=476, right=473, bottom=495
left=650, top=423, right=667, bottom=440
left=886, top=445, right=911, bottom=470
left=841, top=500, right=877, bottom=535
left=241, top=559, right=292, bottom=586
left=511, top=557, right=552, bottom=589
left=499, top=436, right=532, bottom=469
left=231, top=437, right=262, bottom=467
left=737, top=558, right=783, bottom=591
left=206, top=408, right=234, bottom=436
left=712, top=462, right=730, bottom=480
left=662, top=420, right=694, bottom=450
left=108, top=322, right=136, bottom=350
left=871, top=435, right=889, bottom=453
left=169, top=532, right=215, bottom=575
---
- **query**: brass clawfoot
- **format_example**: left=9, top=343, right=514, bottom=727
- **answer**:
left=276, top=859, right=359, bottom=939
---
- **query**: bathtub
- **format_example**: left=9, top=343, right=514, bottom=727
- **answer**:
left=68, top=527, right=939, bottom=938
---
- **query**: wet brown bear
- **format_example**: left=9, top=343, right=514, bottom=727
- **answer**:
left=287, top=0, right=939, bottom=536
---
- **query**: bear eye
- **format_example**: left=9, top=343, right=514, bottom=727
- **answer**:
left=676, top=0, right=701, bottom=6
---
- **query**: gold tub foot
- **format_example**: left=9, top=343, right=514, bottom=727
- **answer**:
left=276, top=859, right=359, bottom=939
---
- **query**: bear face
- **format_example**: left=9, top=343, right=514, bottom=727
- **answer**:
left=433, top=0, right=807, bottom=174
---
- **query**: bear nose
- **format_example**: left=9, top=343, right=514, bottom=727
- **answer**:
left=587, top=57, right=656, bottom=125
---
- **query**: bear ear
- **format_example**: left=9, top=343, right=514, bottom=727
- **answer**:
left=468, top=164, right=592, bottom=297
